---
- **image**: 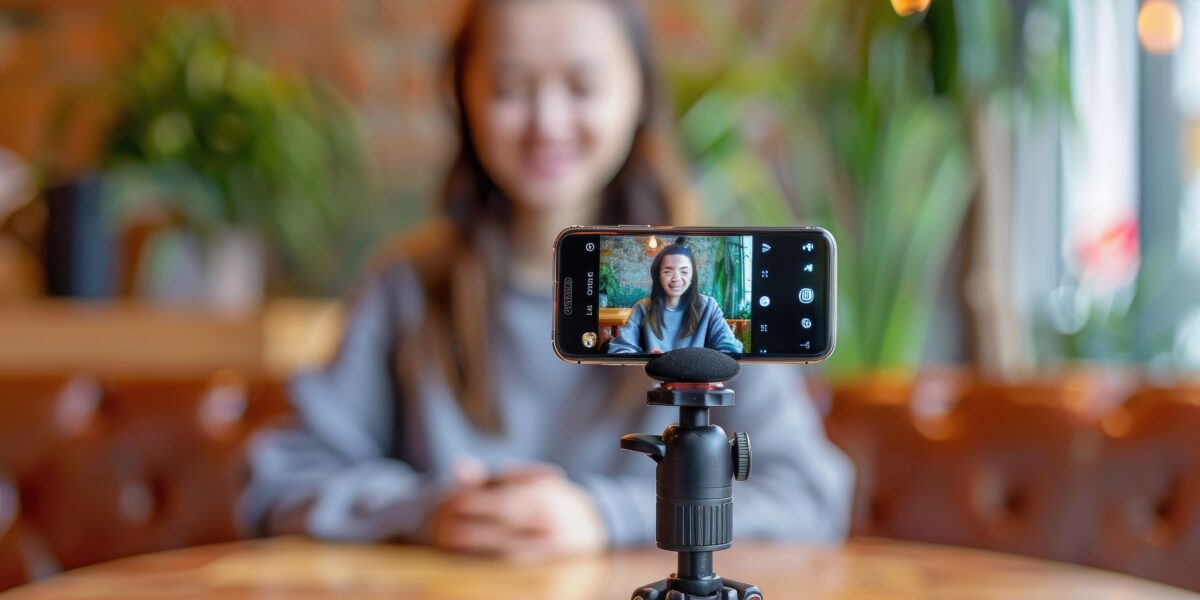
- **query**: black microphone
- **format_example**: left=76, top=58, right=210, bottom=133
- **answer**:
left=645, top=346, right=740, bottom=383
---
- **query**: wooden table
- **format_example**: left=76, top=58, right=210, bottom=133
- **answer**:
left=1, top=537, right=1195, bottom=599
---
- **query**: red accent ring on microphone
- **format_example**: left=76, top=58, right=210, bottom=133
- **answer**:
left=665, top=382, right=725, bottom=391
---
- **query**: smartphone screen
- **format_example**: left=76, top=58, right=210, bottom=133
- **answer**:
left=553, top=226, right=835, bottom=363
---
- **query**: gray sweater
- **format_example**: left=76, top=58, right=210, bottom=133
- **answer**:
left=240, top=258, right=854, bottom=547
left=609, top=295, right=743, bottom=354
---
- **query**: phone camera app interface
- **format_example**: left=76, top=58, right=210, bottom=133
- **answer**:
left=570, top=232, right=830, bottom=359
left=751, top=233, right=829, bottom=356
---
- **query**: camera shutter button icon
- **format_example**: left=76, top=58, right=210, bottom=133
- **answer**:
left=799, top=288, right=815, bottom=304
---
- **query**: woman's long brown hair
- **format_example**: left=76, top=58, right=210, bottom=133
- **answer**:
left=645, top=241, right=704, bottom=340
left=423, top=0, right=696, bottom=430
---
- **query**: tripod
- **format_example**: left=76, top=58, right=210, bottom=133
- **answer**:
left=621, top=347, right=763, bottom=600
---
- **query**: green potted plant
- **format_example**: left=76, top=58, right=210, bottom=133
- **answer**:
left=94, top=10, right=370, bottom=306
left=598, top=260, right=620, bottom=308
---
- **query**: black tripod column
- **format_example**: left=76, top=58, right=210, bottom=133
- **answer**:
left=660, top=405, right=735, bottom=549
left=621, top=348, right=762, bottom=600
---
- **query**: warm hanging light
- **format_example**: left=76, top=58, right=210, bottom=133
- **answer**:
left=648, top=236, right=659, bottom=249
left=891, top=0, right=932, bottom=17
left=1139, top=0, right=1183, bottom=55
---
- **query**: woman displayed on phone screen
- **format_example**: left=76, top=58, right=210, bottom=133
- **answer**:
left=609, top=240, right=742, bottom=354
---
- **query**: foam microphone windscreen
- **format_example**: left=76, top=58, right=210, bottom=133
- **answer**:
left=645, top=347, right=740, bottom=383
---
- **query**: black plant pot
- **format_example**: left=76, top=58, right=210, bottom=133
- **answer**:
left=43, top=175, right=118, bottom=298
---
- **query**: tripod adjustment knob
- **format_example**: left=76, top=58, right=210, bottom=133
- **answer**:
left=731, top=432, right=751, bottom=481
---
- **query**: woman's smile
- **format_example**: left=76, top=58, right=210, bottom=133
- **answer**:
left=523, top=145, right=583, bottom=180
left=658, top=253, right=693, bottom=300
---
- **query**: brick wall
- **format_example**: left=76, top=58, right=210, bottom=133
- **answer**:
left=0, top=0, right=466, bottom=191
left=0, top=1, right=726, bottom=198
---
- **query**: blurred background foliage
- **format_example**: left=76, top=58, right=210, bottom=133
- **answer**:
left=1037, top=231, right=1200, bottom=372
left=55, top=11, right=375, bottom=295
left=667, top=0, right=1071, bottom=379
left=11, top=0, right=1200, bottom=376
left=65, top=1, right=1075, bottom=372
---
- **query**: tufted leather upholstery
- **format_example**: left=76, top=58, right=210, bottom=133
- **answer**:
left=826, top=374, right=1200, bottom=592
left=2, top=370, right=1199, bottom=592
left=0, top=373, right=290, bottom=590
left=1087, top=387, right=1200, bottom=590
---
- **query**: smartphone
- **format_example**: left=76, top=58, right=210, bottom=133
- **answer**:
left=553, top=226, right=836, bottom=364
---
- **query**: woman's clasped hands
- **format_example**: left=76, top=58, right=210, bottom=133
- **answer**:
left=427, top=460, right=608, bottom=560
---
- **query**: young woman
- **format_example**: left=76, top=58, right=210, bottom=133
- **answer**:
left=241, top=0, right=852, bottom=560
left=609, top=241, right=743, bottom=354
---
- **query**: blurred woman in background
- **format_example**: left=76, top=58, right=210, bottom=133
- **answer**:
left=242, top=0, right=852, bottom=559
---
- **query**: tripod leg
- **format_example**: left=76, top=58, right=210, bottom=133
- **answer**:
left=720, top=577, right=763, bottom=600
left=631, top=578, right=670, bottom=600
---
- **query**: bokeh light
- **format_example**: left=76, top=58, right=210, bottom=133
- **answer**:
left=1138, top=0, right=1183, bottom=55
left=891, top=0, right=932, bottom=17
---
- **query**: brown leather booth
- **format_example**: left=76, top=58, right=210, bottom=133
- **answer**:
left=826, top=376, right=1200, bottom=592
left=1, top=371, right=1199, bottom=592
left=1087, top=387, right=1200, bottom=588
left=0, top=373, right=290, bottom=590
